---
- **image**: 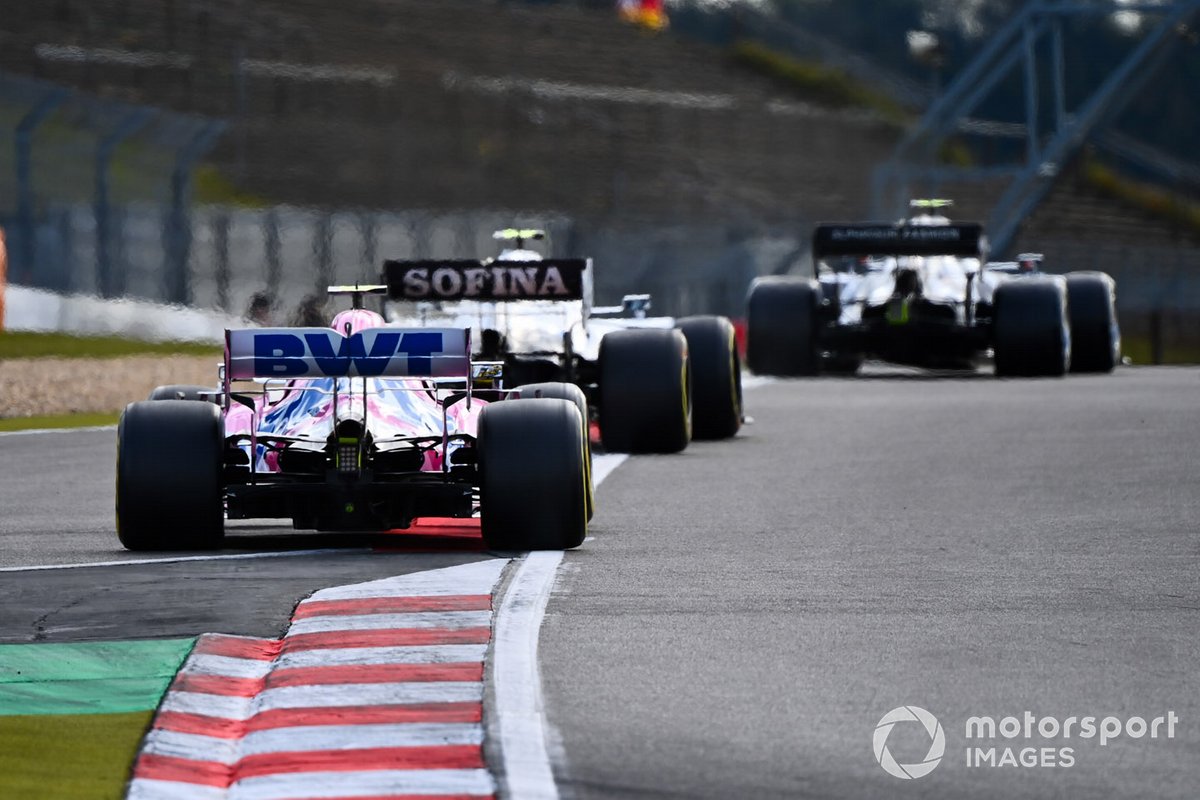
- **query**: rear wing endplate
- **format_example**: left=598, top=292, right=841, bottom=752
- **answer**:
left=226, top=327, right=471, bottom=380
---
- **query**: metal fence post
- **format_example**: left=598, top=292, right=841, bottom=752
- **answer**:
left=1022, top=18, right=1041, bottom=165
left=1150, top=308, right=1164, bottom=365
left=214, top=210, right=231, bottom=312
left=264, top=207, right=281, bottom=297
left=315, top=212, right=333, bottom=291
left=358, top=211, right=377, bottom=282
left=95, top=108, right=155, bottom=298
left=165, top=120, right=226, bottom=305
left=14, top=88, right=68, bottom=282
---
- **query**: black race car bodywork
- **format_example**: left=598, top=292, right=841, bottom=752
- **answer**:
left=747, top=211, right=1120, bottom=377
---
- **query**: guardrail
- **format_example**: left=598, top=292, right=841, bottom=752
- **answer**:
left=0, top=71, right=226, bottom=305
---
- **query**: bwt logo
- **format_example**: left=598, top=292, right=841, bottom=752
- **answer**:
left=253, top=331, right=445, bottom=377
left=873, top=706, right=946, bottom=780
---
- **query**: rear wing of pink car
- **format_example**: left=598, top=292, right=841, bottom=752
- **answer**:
left=225, top=327, right=472, bottom=380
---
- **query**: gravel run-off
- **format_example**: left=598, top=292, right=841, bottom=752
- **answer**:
left=0, top=355, right=219, bottom=418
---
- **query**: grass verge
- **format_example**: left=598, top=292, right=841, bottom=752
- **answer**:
left=0, top=331, right=219, bottom=360
left=1119, top=336, right=1200, bottom=366
left=0, top=711, right=153, bottom=800
left=729, top=40, right=911, bottom=126
left=1082, top=158, right=1200, bottom=237
left=195, top=163, right=270, bottom=207
left=0, top=413, right=121, bottom=432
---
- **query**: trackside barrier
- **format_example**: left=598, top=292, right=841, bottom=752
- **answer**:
left=4, top=284, right=244, bottom=342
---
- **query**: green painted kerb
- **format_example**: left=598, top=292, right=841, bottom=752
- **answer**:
left=0, top=638, right=195, bottom=715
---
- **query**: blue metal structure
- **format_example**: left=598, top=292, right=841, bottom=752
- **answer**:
left=165, top=121, right=228, bottom=305
left=14, top=88, right=68, bottom=280
left=872, top=0, right=1200, bottom=256
left=2, top=70, right=227, bottom=300
left=95, top=108, right=157, bottom=298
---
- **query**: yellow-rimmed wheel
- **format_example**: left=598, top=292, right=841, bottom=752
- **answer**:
left=515, top=382, right=594, bottom=520
left=677, top=315, right=742, bottom=440
left=597, top=329, right=691, bottom=454
left=478, top=398, right=588, bottom=551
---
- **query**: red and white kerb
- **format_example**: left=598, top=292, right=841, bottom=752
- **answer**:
left=126, top=559, right=507, bottom=800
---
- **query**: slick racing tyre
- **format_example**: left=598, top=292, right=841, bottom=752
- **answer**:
left=676, top=315, right=742, bottom=440
left=746, top=276, right=821, bottom=376
left=117, top=400, right=225, bottom=550
left=1065, top=272, right=1120, bottom=373
left=478, top=398, right=588, bottom=550
left=516, top=382, right=595, bottom=520
left=148, top=384, right=218, bottom=402
left=992, top=277, right=1070, bottom=377
left=598, top=328, right=691, bottom=454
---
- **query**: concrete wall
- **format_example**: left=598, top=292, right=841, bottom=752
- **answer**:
left=3, top=284, right=242, bottom=342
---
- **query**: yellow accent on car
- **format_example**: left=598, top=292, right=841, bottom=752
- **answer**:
left=886, top=299, right=911, bottom=325
left=492, top=229, right=545, bottom=241
left=680, top=355, right=692, bottom=441
left=910, top=198, right=954, bottom=209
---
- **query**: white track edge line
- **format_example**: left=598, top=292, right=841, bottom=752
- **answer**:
left=491, top=452, right=627, bottom=800
left=740, top=374, right=776, bottom=391
left=0, top=548, right=371, bottom=573
left=0, top=424, right=117, bottom=437
left=590, top=452, right=628, bottom=488
left=492, top=551, right=564, bottom=800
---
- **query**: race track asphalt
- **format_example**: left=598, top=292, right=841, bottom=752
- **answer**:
left=540, top=367, right=1200, bottom=800
left=0, top=427, right=491, bottom=643
left=1, top=367, right=1197, bottom=799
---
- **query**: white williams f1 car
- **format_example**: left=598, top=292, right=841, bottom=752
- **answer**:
left=384, top=229, right=743, bottom=453
left=747, top=201, right=1120, bottom=377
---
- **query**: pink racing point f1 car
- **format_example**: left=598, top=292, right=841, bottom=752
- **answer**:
left=116, top=302, right=591, bottom=552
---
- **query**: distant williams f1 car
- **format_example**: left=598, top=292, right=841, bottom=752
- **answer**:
left=383, top=229, right=743, bottom=453
left=117, top=289, right=592, bottom=553
left=747, top=201, right=1120, bottom=377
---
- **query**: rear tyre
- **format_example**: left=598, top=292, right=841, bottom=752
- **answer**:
left=117, top=400, right=224, bottom=550
left=992, top=278, right=1070, bottom=377
left=515, top=382, right=594, bottom=520
left=676, top=315, right=742, bottom=440
left=479, top=398, right=588, bottom=550
left=148, top=384, right=217, bottom=402
left=1066, top=272, right=1120, bottom=373
left=598, top=329, right=691, bottom=454
left=746, top=277, right=821, bottom=376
